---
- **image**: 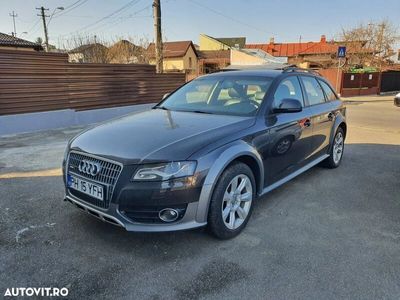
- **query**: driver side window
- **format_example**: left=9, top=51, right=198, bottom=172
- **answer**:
left=273, top=76, right=304, bottom=108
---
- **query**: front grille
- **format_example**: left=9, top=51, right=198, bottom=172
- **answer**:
left=67, top=151, right=122, bottom=209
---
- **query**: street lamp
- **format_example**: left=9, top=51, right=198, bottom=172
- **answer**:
left=47, top=7, right=64, bottom=26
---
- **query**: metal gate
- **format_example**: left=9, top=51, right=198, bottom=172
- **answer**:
left=380, top=71, right=400, bottom=93
left=341, top=72, right=380, bottom=97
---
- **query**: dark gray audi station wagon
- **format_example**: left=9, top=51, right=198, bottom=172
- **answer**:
left=63, top=67, right=346, bottom=239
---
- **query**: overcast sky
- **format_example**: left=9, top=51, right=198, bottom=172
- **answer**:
left=1, top=0, right=399, bottom=48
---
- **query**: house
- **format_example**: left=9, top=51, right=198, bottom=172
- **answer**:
left=147, top=41, right=198, bottom=74
left=0, top=32, right=43, bottom=51
left=68, top=43, right=109, bottom=63
left=196, top=34, right=247, bottom=74
left=227, top=48, right=288, bottom=69
left=199, top=34, right=246, bottom=51
left=108, top=40, right=146, bottom=64
left=197, top=50, right=230, bottom=74
left=246, top=35, right=373, bottom=69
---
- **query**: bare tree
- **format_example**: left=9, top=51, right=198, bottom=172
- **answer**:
left=63, top=34, right=110, bottom=63
left=107, top=36, right=150, bottom=64
left=340, top=20, right=399, bottom=68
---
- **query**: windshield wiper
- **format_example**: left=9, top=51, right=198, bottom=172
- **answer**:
left=153, top=106, right=169, bottom=111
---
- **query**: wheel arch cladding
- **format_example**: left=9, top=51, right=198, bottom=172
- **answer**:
left=330, top=115, right=347, bottom=145
left=229, top=155, right=262, bottom=195
left=338, top=122, right=347, bottom=138
left=195, top=141, right=264, bottom=223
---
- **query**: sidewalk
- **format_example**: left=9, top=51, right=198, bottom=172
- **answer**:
left=341, top=94, right=396, bottom=102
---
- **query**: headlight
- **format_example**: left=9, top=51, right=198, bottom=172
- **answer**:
left=132, top=161, right=197, bottom=181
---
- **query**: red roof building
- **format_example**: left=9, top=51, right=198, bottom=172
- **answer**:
left=246, top=35, right=369, bottom=68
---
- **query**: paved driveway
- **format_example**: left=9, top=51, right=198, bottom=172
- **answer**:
left=1, top=98, right=399, bottom=299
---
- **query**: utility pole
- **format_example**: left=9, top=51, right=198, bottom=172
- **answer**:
left=153, top=0, right=163, bottom=73
left=37, top=7, right=49, bottom=52
left=9, top=11, right=17, bottom=37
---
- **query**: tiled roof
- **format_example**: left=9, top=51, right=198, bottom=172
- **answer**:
left=246, top=38, right=373, bottom=57
left=0, top=32, right=42, bottom=50
left=246, top=42, right=318, bottom=57
left=69, top=43, right=108, bottom=54
left=148, top=41, right=197, bottom=58
left=109, top=40, right=144, bottom=52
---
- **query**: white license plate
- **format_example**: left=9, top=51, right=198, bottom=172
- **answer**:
left=67, top=174, right=104, bottom=201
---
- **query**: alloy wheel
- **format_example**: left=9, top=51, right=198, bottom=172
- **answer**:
left=333, top=132, right=344, bottom=164
left=221, top=174, right=253, bottom=230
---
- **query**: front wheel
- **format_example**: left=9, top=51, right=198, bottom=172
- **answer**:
left=322, top=127, right=344, bottom=168
left=207, top=162, right=255, bottom=239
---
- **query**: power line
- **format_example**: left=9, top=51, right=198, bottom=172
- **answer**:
left=53, top=0, right=89, bottom=19
left=64, top=0, right=85, bottom=11
left=87, top=4, right=152, bottom=33
left=57, top=0, right=142, bottom=39
left=76, top=0, right=141, bottom=32
left=187, top=0, right=275, bottom=36
left=26, top=19, right=40, bottom=35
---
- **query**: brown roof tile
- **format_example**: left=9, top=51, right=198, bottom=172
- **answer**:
left=0, top=32, right=42, bottom=50
left=148, top=41, right=197, bottom=58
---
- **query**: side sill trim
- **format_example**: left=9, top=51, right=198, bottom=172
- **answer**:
left=260, top=154, right=329, bottom=196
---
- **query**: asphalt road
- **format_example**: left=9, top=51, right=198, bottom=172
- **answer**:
left=0, top=97, right=399, bottom=299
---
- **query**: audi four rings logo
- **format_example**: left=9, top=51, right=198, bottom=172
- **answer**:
left=78, top=160, right=102, bottom=176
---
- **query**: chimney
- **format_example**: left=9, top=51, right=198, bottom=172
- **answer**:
left=320, top=35, right=326, bottom=43
left=269, top=37, right=275, bottom=44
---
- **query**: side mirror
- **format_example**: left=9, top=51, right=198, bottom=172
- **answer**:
left=273, top=98, right=302, bottom=113
left=162, top=93, right=170, bottom=100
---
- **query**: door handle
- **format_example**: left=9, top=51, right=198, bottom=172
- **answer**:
left=328, top=112, right=335, bottom=121
left=304, top=119, right=311, bottom=127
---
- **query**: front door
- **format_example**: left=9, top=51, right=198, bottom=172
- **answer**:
left=255, top=76, right=314, bottom=187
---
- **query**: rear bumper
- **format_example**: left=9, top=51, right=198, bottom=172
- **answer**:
left=64, top=194, right=206, bottom=232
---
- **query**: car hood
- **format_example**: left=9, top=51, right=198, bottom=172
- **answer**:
left=70, top=109, right=255, bottom=164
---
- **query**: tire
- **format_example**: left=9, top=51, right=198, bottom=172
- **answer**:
left=207, top=162, right=256, bottom=239
left=322, top=127, right=345, bottom=168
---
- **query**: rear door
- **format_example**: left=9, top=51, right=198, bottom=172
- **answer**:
left=299, top=76, right=335, bottom=158
left=260, top=75, right=314, bottom=186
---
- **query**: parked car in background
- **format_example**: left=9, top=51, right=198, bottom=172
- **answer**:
left=62, top=67, right=347, bottom=239
left=395, top=92, right=400, bottom=107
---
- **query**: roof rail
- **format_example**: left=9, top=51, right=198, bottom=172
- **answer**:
left=282, top=67, right=321, bottom=76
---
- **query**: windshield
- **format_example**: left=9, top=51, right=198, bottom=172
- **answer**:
left=157, top=75, right=273, bottom=116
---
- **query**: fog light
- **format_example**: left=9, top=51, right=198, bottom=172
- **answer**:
left=159, top=208, right=179, bottom=222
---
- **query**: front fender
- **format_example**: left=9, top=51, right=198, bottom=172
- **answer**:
left=194, top=140, right=264, bottom=223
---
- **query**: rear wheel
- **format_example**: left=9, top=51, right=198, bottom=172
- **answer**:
left=207, top=162, right=255, bottom=239
left=322, top=127, right=344, bottom=168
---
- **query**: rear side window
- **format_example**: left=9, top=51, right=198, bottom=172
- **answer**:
left=318, top=79, right=338, bottom=101
left=300, top=76, right=326, bottom=106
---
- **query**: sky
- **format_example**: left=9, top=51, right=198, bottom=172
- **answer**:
left=1, top=0, right=399, bottom=49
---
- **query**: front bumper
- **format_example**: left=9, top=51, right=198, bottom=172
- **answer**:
left=63, top=150, right=208, bottom=232
left=65, top=194, right=206, bottom=232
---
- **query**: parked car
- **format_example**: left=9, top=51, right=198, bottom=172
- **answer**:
left=395, top=92, right=400, bottom=107
left=62, top=68, right=346, bottom=239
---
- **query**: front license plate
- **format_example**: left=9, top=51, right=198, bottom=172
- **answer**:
left=67, top=174, right=104, bottom=201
